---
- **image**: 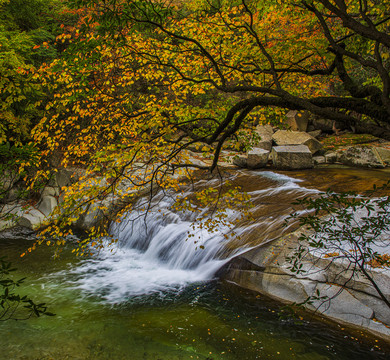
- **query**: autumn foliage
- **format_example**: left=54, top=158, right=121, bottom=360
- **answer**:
left=2, top=0, right=389, bottom=249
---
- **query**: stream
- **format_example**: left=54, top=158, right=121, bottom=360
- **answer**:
left=1, top=168, right=389, bottom=359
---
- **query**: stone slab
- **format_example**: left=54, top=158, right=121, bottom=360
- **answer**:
left=271, top=145, right=313, bottom=170
left=247, top=148, right=270, bottom=169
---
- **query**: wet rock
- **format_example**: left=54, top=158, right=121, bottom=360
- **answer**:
left=0, top=226, right=36, bottom=241
left=247, top=148, right=270, bottom=169
left=271, top=145, right=313, bottom=170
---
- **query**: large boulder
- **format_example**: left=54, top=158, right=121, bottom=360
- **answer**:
left=233, top=155, right=247, bottom=168
left=247, top=148, right=269, bottom=169
left=375, top=146, right=390, bottom=165
left=255, top=124, right=274, bottom=141
left=254, top=125, right=273, bottom=151
left=256, top=140, right=272, bottom=151
left=17, top=208, right=46, bottom=229
left=272, top=130, right=323, bottom=155
left=271, top=145, right=313, bottom=170
left=338, top=146, right=385, bottom=168
left=37, top=195, right=58, bottom=217
left=285, top=110, right=309, bottom=132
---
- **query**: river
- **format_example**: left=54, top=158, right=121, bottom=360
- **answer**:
left=0, top=168, right=389, bottom=359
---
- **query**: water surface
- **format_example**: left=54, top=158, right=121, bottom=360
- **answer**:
left=1, top=169, right=389, bottom=359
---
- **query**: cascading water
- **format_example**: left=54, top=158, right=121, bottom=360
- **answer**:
left=70, top=198, right=235, bottom=302
left=1, top=169, right=388, bottom=360
left=66, top=171, right=319, bottom=304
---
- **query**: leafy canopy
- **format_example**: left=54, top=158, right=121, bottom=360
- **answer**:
left=24, top=0, right=390, bottom=249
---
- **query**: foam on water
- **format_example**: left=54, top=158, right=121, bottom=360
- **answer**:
left=62, top=171, right=316, bottom=304
left=65, top=196, right=235, bottom=303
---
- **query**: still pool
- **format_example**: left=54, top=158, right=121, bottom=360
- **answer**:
left=0, top=237, right=388, bottom=360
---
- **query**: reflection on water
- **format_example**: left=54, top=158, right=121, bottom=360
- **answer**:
left=0, top=169, right=389, bottom=359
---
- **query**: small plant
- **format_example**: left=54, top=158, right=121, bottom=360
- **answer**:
left=286, top=181, right=390, bottom=311
left=0, top=256, right=54, bottom=321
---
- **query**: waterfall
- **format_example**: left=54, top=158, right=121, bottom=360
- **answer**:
left=66, top=171, right=318, bottom=304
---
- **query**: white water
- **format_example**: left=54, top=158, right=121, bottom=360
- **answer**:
left=63, top=171, right=318, bottom=304
left=66, top=195, right=237, bottom=303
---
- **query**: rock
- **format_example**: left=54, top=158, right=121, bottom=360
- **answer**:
left=285, top=110, right=309, bottom=132
left=325, top=152, right=338, bottom=163
left=49, top=168, right=86, bottom=190
left=312, top=283, right=375, bottom=328
left=313, top=156, right=326, bottom=165
left=255, top=124, right=274, bottom=141
left=0, top=171, right=24, bottom=203
left=0, top=226, right=36, bottom=241
left=308, top=130, right=322, bottom=139
left=185, top=150, right=209, bottom=167
left=262, top=272, right=313, bottom=304
left=0, top=187, right=22, bottom=203
left=272, top=130, right=323, bottom=155
left=76, top=204, right=105, bottom=231
left=374, top=146, right=390, bottom=165
left=311, top=118, right=345, bottom=133
left=271, top=145, right=313, bottom=170
left=233, top=155, right=247, bottom=168
left=247, top=148, right=270, bottom=169
left=307, top=124, right=316, bottom=132
left=38, top=195, right=58, bottom=217
left=219, top=228, right=390, bottom=340
left=303, top=138, right=323, bottom=155
left=338, top=146, right=385, bottom=168
left=17, top=208, right=45, bottom=229
left=41, top=186, right=59, bottom=197
left=256, top=140, right=272, bottom=151
left=0, top=171, right=20, bottom=191
left=55, top=168, right=74, bottom=188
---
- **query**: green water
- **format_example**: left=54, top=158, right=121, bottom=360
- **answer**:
left=0, top=238, right=388, bottom=360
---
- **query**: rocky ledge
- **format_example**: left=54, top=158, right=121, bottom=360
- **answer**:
left=218, top=229, right=390, bottom=341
